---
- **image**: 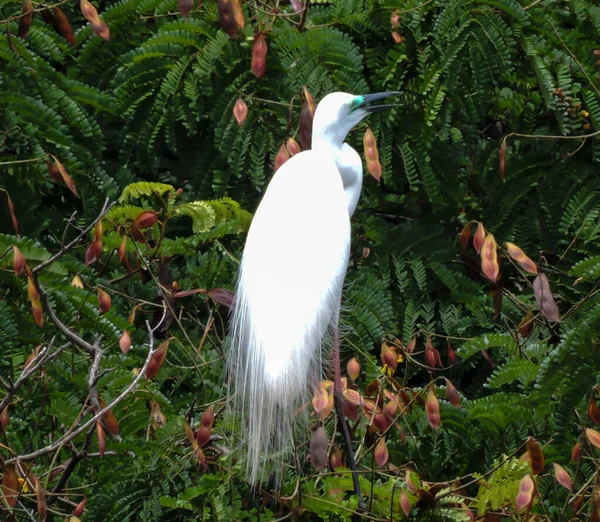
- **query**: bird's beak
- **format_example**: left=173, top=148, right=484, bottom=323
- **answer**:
left=360, top=91, right=401, bottom=113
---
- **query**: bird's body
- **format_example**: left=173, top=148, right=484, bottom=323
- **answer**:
left=227, top=91, right=399, bottom=484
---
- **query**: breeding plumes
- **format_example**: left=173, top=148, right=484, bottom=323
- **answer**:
left=227, top=91, right=399, bottom=486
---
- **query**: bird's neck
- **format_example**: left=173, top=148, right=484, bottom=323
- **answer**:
left=312, top=136, right=363, bottom=217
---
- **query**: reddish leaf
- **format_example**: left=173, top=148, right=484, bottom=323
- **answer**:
left=473, top=222, right=485, bottom=254
left=499, top=137, right=506, bottom=180
left=286, top=137, right=301, bottom=156
left=444, top=378, right=460, bottom=408
left=33, top=474, right=48, bottom=522
left=400, top=489, right=411, bottom=517
left=425, top=388, right=440, bottom=431
left=515, top=474, right=534, bottom=511
left=589, top=399, right=600, bottom=425
left=18, top=0, right=32, bottom=39
left=96, top=419, right=105, bottom=457
left=347, top=357, right=360, bottom=382
left=274, top=142, right=290, bottom=172
left=119, top=330, right=131, bottom=354
left=586, top=428, right=600, bottom=449
left=1, top=465, right=18, bottom=507
left=505, top=242, right=538, bottom=274
left=552, top=463, right=572, bottom=492
left=50, top=155, right=78, bottom=197
left=459, top=223, right=471, bottom=250
left=533, top=273, right=560, bottom=323
left=480, top=233, right=499, bottom=282
left=251, top=33, right=267, bottom=79
left=5, top=191, right=19, bottom=234
left=178, top=0, right=193, bottom=17
left=363, top=127, right=382, bottom=182
left=13, top=246, right=25, bottom=276
left=233, top=98, right=248, bottom=126
left=526, top=438, right=544, bottom=474
left=97, top=288, right=111, bottom=315
left=374, top=437, right=389, bottom=468
left=330, top=445, right=343, bottom=470
left=51, top=8, right=76, bottom=45
left=310, top=426, right=328, bottom=470
left=146, top=340, right=170, bottom=380
left=517, top=310, right=534, bottom=338
left=132, top=210, right=159, bottom=229
left=206, top=288, right=235, bottom=308
left=98, top=397, right=119, bottom=437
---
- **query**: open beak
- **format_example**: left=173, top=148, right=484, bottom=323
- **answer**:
left=361, top=91, right=401, bottom=113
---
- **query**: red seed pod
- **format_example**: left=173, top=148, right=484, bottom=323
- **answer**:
left=447, top=340, right=457, bottom=367
left=51, top=8, right=76, bottom=46
left=310, top=426, right=328, bottom=470
left=1, top=465, right=18, bottom=507
left=444, top=378, right=460, bottom=408
left=118, top=235, right=127, bottom=263
left=217, top=0, right=237, bottom=36
left=480, top=233, right=499, bottom=282
left=374, top=437, right=389, bottom=468
left=499, top=137, right=506, bottom=180
left=515, top=474, right=534, bottom=511
left=97, top=288, right=111, bottom=315
left=196, top=425, right=211, bottom=447
left=96, top=419, right=106, bottom=457
left=299, top=88, right=316, bottom=150
left=526, top=438, right=544, bottom=475
left=274, top=142, right=290, bottom=172
left=146, top=340, right=170, bottom=380
left=178, top=0, right=193, bottom=17
left=553, top=463, right=572, bottom=492
left=400, top=489, right=411, bottom=517
left=533, top=273, right=560, bottom=323
left=363, top=127, right=382, bottom=182
left=459, top=222, right=471, bottom=250
left=0, top=406, right=8, bottom=433
left=330, top=445, right=343, bottom=470
left=132, top=210, right=159, bottom=229
left=251, top=33, right=268, bottom=78
left=505, top=242, right=538, bottom=274
left=473, top=222, right=485, bottom=253
left=13, top=246, right=25, bottom=276
left=98, top=397, right=119, bottom=437
left=18, top=0, right=33, bottom=39
left=233, top=98, right=248, bottom=126
left=347, top=357, right=360, bottom=382
left=425, top=388, right=440, bottom=431
left=406, top=337, right=416, bottom=354
left=201, top=404, right=215, bottom=428
left=286, top=137, right=301, bottom=156
left=119, top=330, right=131, bottom=353
left=73, top=497, right=88, bottom=517
left=391, top=32, right=402, bottom=44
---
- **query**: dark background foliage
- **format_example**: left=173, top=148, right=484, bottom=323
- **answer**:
left=1, top=0, right=600, bottom=519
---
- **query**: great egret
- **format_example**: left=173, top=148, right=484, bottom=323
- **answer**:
left=227, top=91, right=399, bottom=496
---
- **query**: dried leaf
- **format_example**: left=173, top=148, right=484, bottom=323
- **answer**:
left=34, top=475, right=47, bottom=522
left=505, top=242, right=538, bottom=274
left=444, top=378, right=460, bottom=408
left=518, top=310, right=534, bottom=338
left=400, top=489, right=411, bottom=517
left=97, top=288, right=111, bottom=315
left=363, top=127, right=382, bottom=182
left=146, top=340, right=170, bottom=379
left=51, top=8, right=76, bottom=45
left=552, top=463, right=572, bottom=492
left=1, top=465, right=18, bottom=507
left=96, top=419, right=105, bottom=457
left=178, top=0, right=193, bottom=17
left=6, top=21, right=17, bottom=53
left=150, top=401, right=166, bottom=429
left=347, top=357, right=360, bottom=382
left=586, top=428, right=600, bottom=449
left=459, top=223, right=471, bottom=250
left=480, top=233, right=499, bottom=282
left=499, top=137, right=506, bottom=180
left=533, top=273, right=560, bottom=323
left=251, top=33, right=267, bottom=79
left=206, top=288, right=235, bottom=308
left=50, top=155, right=78, bottom=197
left=526, top=439, right=544, bottom=474
left=589, top=399, right=600, bottom=425
left=274, top=142, right=290, bottom=172
left=184, top=418, right=196, bottom=446
left=425, top=388, right=440, bottom=431
left=473, top=222, right=485, bottom=254
left=119, top=330, right=131, bottom=353
left=18, top=0, right=32, bottom=39
left=310, top=426, right=328, bottom=470
left=12, top=246, right=25, bottom=276
left=374, top=437, right=389, bottom=468
left=5, top=191, right=19, bottom=234
left=312, top=383, right=333, bottom=421
left=98, top=397, right=119, bottom=437
left=132, top=210, right=159, bottom=229
left=515, top=474, right=534, bottom=511
left=233, top=98, right=248, bottom=126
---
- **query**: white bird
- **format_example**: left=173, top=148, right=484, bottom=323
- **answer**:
left=227, top=91, right=399, bottom=487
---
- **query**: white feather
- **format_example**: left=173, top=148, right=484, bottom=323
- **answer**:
left=228, top=149, right=351, bottom=483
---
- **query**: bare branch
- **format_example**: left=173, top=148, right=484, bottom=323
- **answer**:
left=33, top=198, right=115, bottom=274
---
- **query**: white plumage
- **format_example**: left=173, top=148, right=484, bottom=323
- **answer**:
left=227, top=91, right=399, bottom=484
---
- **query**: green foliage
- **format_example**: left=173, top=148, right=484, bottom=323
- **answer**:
left=2, top=0, right=600, bottom=520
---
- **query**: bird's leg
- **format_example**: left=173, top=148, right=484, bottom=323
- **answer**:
left=332, top=326, right=366, bottom=512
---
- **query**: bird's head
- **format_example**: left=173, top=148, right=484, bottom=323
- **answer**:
left=312, top=91, right=400, bottom=148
